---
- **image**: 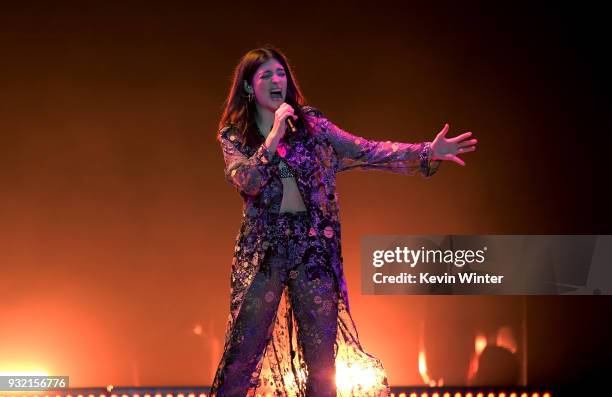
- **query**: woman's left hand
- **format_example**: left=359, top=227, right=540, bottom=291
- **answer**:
left=430, top=123, right=478, bottom=166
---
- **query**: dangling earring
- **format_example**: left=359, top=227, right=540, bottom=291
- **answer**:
left=247, top=92, right=254, bottom=103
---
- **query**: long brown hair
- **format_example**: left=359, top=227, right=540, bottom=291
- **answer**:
left=217, top=45, right=312, bottom=149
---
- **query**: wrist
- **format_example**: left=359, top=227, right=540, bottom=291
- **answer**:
left=264, top=132, right=280, bottom=156
left=428, top=141, right=437, bottom=161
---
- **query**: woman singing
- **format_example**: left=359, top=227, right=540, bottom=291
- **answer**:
left=210, top=45, right=477, bottom=397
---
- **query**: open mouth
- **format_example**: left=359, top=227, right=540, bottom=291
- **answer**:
left=270, top=89, right=283, bottom=100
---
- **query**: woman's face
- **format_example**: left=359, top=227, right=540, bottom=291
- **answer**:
left=248, top=58, right=287, bottom=112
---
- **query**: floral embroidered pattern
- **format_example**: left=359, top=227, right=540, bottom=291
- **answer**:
left=211, top=106, right=442, bottom=396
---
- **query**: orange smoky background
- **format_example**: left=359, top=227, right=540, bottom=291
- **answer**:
left=0, top=2, right=610, bottom=390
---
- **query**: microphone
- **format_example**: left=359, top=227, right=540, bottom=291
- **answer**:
left=286, top=117, right=297, bottom=133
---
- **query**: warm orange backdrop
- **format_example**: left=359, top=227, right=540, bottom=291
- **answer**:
left=1, top=2, right=608, bottom=389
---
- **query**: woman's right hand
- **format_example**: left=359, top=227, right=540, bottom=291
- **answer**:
left=270, top=103, right=298, bottom=140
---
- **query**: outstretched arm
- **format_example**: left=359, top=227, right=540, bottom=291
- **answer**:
left=218, top=126, right=277, bottom=197
left=312, top=111, right=442, bottom=177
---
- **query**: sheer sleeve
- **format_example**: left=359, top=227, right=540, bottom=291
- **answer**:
left=309, top=109, right=442, bottom=177
left=218, top=126, right=276, bottom=196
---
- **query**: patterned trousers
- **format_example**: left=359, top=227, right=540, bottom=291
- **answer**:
left=215, top=211, right=339, bottom=396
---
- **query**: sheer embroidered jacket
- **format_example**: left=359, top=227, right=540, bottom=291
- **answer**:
left=211, top=106, right=442, bottom=396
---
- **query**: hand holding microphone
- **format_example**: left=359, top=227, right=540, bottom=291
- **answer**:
left=272, top=102, right=298, bottom=140
left=264, top=103, right=298, bottom=158
left=286, top=117, right=297, bottom=133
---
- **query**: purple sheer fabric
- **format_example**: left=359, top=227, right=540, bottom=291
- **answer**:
left=211, top=106, right=441, bottom=396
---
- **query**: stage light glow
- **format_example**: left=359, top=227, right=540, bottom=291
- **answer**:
left=335, top=360, right=378, bottom=393
left=281, top=368, right=307, bottom=391
left=475, top=333, right=487, bottom=354
left=0, top=388, right=554, bottom=397
left=0, top=370, right=49, bottom=377
left=496, top=326, right=518, bottom=353
left=418, top=349, right=434, bottom=387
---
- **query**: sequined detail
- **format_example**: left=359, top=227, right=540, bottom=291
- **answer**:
left=212, top=105, right=443, bottom=397
left=279, top=159, right=295, bottom=178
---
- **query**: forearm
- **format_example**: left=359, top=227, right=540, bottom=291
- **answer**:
left=263, top=129, right=282, bottom=157
left=220, top=128, right=277, bottom=196
left=334, top=138, right=440, bottom=177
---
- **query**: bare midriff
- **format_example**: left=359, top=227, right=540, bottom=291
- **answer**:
left=279, top=176, right=307, bottom=213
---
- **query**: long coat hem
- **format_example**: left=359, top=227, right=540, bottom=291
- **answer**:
left=210, top=106, right=441, bottom=396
